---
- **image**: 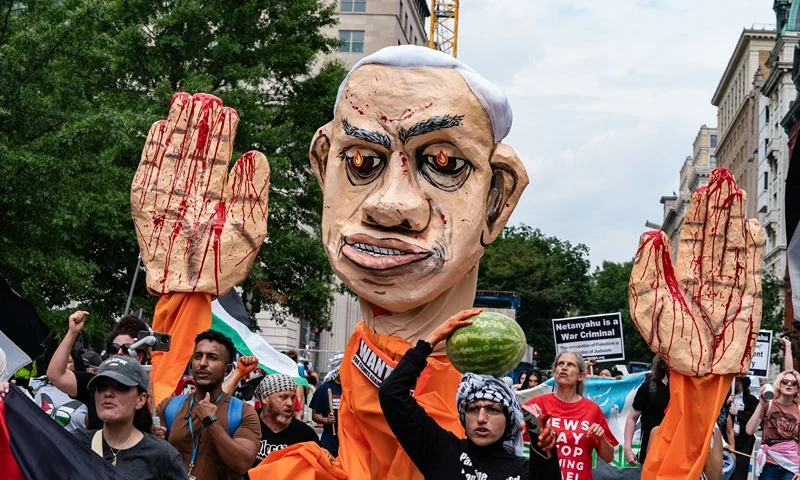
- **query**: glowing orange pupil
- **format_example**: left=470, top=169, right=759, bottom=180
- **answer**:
left=353, top=151, right=364, bottom=167
left=436, top=150, right=449, bottom=167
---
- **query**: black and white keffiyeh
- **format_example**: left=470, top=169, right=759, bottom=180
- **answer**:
left=323, top=353, right=345, bottom=384
left=456, top=373, right=524, bottom=456
left=254, top=373, right=296, bottom=399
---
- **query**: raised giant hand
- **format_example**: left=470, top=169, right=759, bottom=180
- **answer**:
left=131, top=93, right=270, bottom=296
left=628, top=168, right=765, bottom=376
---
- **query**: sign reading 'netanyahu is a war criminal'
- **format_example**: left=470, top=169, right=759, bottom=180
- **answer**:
left=552, top=313, right=625, bottom=362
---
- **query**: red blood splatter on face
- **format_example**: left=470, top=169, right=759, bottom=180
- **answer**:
left=440, top=214, right=447, bottom=225
left=380, top=115, right=388, bottom=122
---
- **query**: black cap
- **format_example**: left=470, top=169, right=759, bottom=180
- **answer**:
left=81, top=351, right=102, bottom=368
left=87, top=356, right=149, bottom=391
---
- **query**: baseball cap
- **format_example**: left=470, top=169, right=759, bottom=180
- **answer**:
left=81, top=351, right=103, bottom=368
left=87, top=356, right=149, bottom=391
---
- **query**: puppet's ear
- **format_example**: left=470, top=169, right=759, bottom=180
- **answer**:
left=309, top=122, right=333, bottom=187
left=482, top=144, right=529, bottom=245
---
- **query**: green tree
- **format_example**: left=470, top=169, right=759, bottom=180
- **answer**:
left=477, top=225, right=592, bottom=366
left=583, top=260, right=652, bottom=364
left=0, top=0, right=344, bottom=347
left=760, top=271, right=787, bottom=365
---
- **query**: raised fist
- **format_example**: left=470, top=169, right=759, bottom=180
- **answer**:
left=131, top=93, right=270, bottom=296
left=628, top=168, right=764, bottom=376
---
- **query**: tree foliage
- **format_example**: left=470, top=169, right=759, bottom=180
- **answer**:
left=583, top=260, right=652, bottom=364
left=477, top=225, right=592, bottom=366
left=0, top=0, right=344, bottom=348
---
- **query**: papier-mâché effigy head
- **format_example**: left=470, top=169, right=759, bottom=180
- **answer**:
left=309, top=46, right=529, bottom=313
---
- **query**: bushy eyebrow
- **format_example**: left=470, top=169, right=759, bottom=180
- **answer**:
left=342, top=119, right=391, bottom=149
left=399, top=114, right=464, bottom=144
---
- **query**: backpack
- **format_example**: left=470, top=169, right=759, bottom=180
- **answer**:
left=163, top=393, right=244, bottom=438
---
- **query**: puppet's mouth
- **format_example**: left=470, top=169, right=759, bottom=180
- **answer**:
left=342, top=234, right=431, bottom=270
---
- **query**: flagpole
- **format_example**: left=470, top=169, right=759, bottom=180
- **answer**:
left=124, top=255, right=142, bottom=317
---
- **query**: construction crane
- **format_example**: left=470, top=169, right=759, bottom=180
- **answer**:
left=428, top=0, right=459, bottom=58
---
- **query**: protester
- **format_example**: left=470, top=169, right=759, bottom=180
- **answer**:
left=745, top=368, right=800, bottom=479
left=624, top=354, right=670, bottom=466
left=47, top=311, right=150, bottom=429
left=311, top=354, right=344, bottom=457
left=250, top=374, right=320, bottom=473
left=525, top=371, right=541, bottom=389
left=154, top=330, right=260, bottom=480
left=525, top=351, right=618, bottom=480
left=82, top=351, right=103, bottom=375
left=599, top=369, right=612, bottom=377
left=729, top=375, right=758, bottom=480
left=513, top=371, right=528, bottom=391
left=70, top=357, right=186, bottom=479
left=221, top=355, right=259, bottom=395
left=380, top=309, right=561, bottom=479
left=34, top=348, right=88, bottom=432
left=174, top=375, right=197, bottom=397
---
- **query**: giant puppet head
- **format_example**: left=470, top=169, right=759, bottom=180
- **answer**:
left=309, top=46, right=528, bottom=313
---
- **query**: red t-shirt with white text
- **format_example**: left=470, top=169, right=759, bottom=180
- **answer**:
left=526, top=394, right=618, bottom=480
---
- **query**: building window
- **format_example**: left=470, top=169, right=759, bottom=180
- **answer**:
left=764, top=171, right=769, bottom=190
left=398, top=39, right=401, bottom=45
left=341, top=0, right=366, bottom=12
left=410, top=25, right=413, bottom=41
left=710, top=135, right=717, bottom=148
left=339, top=30, right=364, bottom=53
left=414, top=36, right=417, bottom=45
left=710, top=155, right=716, bottom=167
left=405, top=13, right=409, bottom=33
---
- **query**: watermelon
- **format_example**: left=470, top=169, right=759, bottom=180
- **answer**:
left=445, top=312, right=527, bottom=377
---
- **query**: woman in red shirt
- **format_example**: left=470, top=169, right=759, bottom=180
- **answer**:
left=525, top=351, right=618, bottom=480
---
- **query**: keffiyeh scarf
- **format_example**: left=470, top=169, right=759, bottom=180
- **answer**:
left=323, top=354, right=345, bottom=384
left=255, top=374, right=296, bottom=399
left=456, top=372, right=524, bottom=456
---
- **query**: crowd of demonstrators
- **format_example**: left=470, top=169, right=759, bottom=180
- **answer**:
left=250, top=373, right=320, bottom=474
left=379, top=309, right=561, bottom=480
left=46, top=311, right=150, bottom=429
left=524, top=351, right=618, bottom=480
left=311, top=353, right=344, bottom=457
left=153, top=330, right=261, bottom=480
left=70, top=356, right=186, bottom=479
left=623, top=354, right=670, bottom=466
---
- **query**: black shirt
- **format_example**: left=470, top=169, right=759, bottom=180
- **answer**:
left=74, top=370, right=102, bottom=429
left=72, top=429, right=186, bottom=480
left=252, top=416, right=320, bottom=468
left=632, top=377, right=670, bottom=463
left=310, top=380, right=342, bottom=454
left=378, top=340, right=561, bottom=480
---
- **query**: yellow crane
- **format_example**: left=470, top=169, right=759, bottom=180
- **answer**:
left=428, top=0, right=459, bottom=58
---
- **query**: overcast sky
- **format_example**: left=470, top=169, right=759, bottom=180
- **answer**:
left=455, top=0, right=776, bottom=268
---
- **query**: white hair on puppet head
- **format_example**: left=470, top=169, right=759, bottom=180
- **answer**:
left=334, top=45, right=512, bottom=143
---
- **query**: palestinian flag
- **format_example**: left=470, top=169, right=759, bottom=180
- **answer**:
left=211, top=289, right=307, bottom=386
left=0, top=386, right=131, bottom=480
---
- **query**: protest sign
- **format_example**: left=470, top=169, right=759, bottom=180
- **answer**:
left=749, top=330, right=772, bottom=378
left=552, top=313, right=625, bottom=362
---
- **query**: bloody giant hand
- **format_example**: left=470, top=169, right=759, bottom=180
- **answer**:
left=131, top=93, right=270, bottom=296
left=628, top=168, right=765, bottom=376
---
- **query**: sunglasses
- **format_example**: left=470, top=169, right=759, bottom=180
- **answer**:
left=782, top=378, right=798, bottom=387
left=107, top=343, right=133, bottom=354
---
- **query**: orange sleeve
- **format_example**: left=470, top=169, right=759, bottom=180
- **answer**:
left=641, top=372, right=733, bottom=480
left=150, top=292, right=212, bottom=403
